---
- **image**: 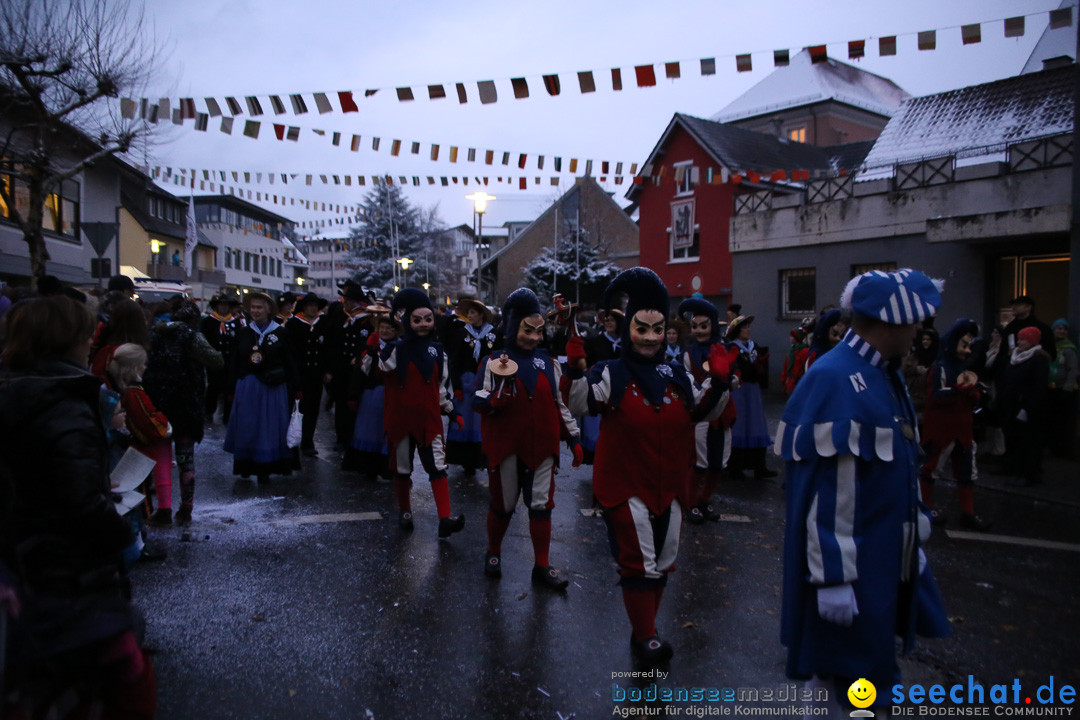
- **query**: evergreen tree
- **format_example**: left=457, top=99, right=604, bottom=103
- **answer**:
left=346, top=182, right=450, bottom=297
left=521, top=228, right=621, bottom=307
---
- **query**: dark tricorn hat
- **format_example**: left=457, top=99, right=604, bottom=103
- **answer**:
left=342, top=284, right=370, bottom=303
left=501, top=288, right=542, bottom=342
left=296, top=292, right=321, bottom=310
left=277, top=291, right=297, bottom=306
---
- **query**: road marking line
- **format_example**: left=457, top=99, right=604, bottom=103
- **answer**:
left=269, top=512, right=383, bottom=526
left=945, top=530, right=1080, bottom=553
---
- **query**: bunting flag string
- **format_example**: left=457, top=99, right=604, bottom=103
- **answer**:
left=174, top=110, right=639, bottom=179
left=151, top=157, right=854, bottom=220
left=125, top=8, right=1066, bottom=119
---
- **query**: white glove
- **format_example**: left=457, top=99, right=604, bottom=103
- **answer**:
left=918, top=548, right=927, bottom=576
left=817, top=584, right=859, bottom=626
left=1017, top=409, right=1028, bottom=422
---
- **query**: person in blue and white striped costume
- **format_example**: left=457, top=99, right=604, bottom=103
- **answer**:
left=777, top=268, right=952, bottom=716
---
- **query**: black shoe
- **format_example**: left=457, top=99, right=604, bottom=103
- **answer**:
left=727, top=468, right=748, bottom=481
left=484, top=552, right=502, bottom=579
left=531, top=565, right=569, bottom=591
left=754, top=467, right=779, bottom=479
left=960, top=513, right=991, bottom=531
left=302, top=447, right=319, bottom=457
left=438, top=514, right=465, bottom=538
left=139, top=546, right=167, bottom=562
left=699, top=502, right=721, bottom=522
left=629, top=634, right=673, bottom=666
left=1007, top=476, right=1041, bottom=487
left=399, top=510, right=414, bottom=531
left=929, top=509, right=946, bottom=526
left=174, top=506, right=192, bottom=525
left=686, top=506, right=705, bottom=525
left=256, top=473, right=270, bottom=483
left=146, top=508, right=172, bottom=527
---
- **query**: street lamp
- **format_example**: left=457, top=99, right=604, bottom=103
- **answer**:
left=397, top=257, right=413, bottom=287
left=466, top=192, right=495, bottom=299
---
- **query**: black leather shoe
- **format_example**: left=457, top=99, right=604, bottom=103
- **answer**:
left=531, top=565, right=569, bottom=591
left=699, top=503, right=721, bottom=522
left=960, top=513, right=991, bottom=531
left=146, top=508, right=172, bottom=527
left=754, top=467, right=779, bottom=479
left=630, top=634, right=673, bottom=666
left=484, top=552, right=501, bottom=578
left=686, top=506, right=705, bottom=525
left=302, top=447, right=319, bottom=457
left=398, top=510, right=414, bottom=531
left=438, top=514, right=465, bottom=538
left=139, top=546, right=167, bottom=562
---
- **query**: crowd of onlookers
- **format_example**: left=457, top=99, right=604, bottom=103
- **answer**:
left=1, top=269, right=1077, bottom=716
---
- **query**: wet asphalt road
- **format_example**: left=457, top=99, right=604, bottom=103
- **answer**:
left=130, top=404, right=1080, bottom=719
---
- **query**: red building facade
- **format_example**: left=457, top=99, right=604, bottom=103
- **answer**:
left=635, top=124, right=737, bottom=306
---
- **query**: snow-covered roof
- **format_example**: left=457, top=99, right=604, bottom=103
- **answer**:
left=860, top=64, right=1075, bottom=170
left=711, top=49, right=910, bottom=123
left=626, top=113, right=873, bottom=200
left=282, top=236, right=308, bottom=264
left=1022, top=0, right=1078, bottom=74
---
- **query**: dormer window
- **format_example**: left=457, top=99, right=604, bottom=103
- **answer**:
left=787, top=127, right=806, bottom=143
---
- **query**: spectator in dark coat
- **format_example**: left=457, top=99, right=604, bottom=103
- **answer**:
left=997, top=326, right=1051, bottom=486
left=0, top=295, right=156, bottom=718
left=143, top=301, right=223, bottom=523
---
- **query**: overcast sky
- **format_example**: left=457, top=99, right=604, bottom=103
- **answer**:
left=136, top=0, right=1063, bottom=234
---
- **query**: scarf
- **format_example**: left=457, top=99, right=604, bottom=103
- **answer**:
left=602, top=331, right=621, bottom=355
left=251, top=320, right=280, bottom=345
left=208, top=311, right=234, bottom=334
left=465, top=322, right=494, bottom=362
left=1010, top=345, right=1038, bottom=365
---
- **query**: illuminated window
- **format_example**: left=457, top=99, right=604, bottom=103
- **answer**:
left=787, top=127, right=806, bottom=143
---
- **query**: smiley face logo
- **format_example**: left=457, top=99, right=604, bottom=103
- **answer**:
left=847, top=678, right=876, bottom=709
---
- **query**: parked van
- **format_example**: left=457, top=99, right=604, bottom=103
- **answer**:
left=133, top=279, right=191, bottom=305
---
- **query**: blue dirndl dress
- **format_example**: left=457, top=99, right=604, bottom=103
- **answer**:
left=224, top=375, right=298, bottom=474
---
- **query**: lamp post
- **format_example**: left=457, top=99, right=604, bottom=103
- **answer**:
left=150, top=239, right=164, bottom=269
left=397, top=256, right=413, bottom=288
left=466, top=192, right=495, bottom=300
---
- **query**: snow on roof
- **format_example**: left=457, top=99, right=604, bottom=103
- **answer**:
left=711, top=49, right=910, bottom=123
left=282, top=236, right=308, bottom=263
left=860, top=65, right=1075, bottom=170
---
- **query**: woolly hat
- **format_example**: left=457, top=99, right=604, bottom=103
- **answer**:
left=677, top=296, right=721, bottom=342
left=1018, top=326, right=1042, bottom=347
left=603, top=267, right=670, bottom=348
left=501, top=288, right=542, bottom=343
left=1051, top=318, right=1069, bottom=331
left=840, top=268, right=943, bottom=325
